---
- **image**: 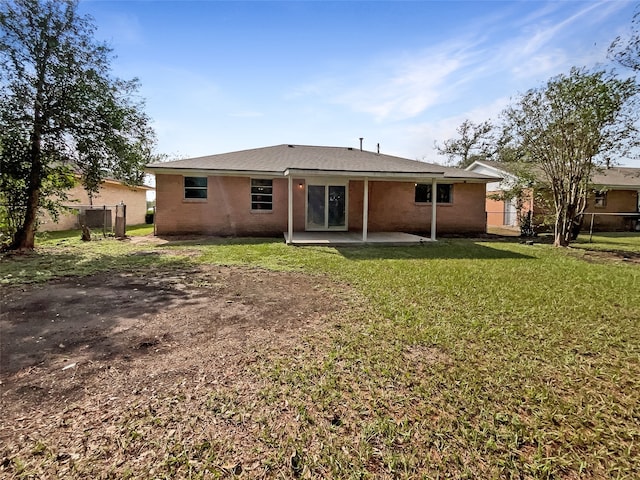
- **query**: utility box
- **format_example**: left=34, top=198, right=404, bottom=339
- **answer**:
left=79, top=208, right=112, bottom=229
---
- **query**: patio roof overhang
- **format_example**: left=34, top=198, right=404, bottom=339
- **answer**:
left=283, top=168, right=446, bottom=181
left=283, top=168, right=497, bottom=184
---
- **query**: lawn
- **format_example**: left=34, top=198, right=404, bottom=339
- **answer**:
left=1, top=231, right=639, bottom=478
left=574, top=231, right=640, bottom=252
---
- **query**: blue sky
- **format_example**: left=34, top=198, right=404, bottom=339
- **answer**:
left=79, top=0, right=640, bottom=168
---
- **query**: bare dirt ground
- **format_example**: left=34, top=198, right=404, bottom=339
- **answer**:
left=578, top=248, right=640, bottom=264
left=0, top=266, right=353, bottom=478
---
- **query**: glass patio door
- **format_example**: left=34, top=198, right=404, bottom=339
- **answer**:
left=306, top=182, right=347, bottom=231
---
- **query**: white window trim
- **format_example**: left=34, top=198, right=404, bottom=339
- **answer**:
left=304, top=178, right=349, bottom=232
left=250, top=178, right=274, bottom=212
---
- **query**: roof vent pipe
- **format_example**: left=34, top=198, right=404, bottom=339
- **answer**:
left=359, top=137, right=363, bottom=151
left=377, top=143, right=380, bottom=154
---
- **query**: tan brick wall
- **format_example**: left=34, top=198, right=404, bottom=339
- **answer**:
left=486, top=196, right=506, bottom=226
left=584, top=189, right=639, bottom=231
left=40, top=182, right=149, bottom=231
left=156, top=175, right=488, bottom=236
left=484, top=189, right=536, bottom=228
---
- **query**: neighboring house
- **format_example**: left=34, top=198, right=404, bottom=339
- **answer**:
left=146, top=144, right=499, bottom=242
left=465, top=160, right=534, bottom=228
left=40, top=178, right=152, bottom=231
left=466, top=160, right=640, bottom=232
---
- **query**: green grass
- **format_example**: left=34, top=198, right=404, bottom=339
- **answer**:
left=1, top=224, right=175, bottom=284
left=573, top=231, right=640, bottom=253
left=34, top=222, right=154, bottom=245
left=2, top=231, right=639, bottom=478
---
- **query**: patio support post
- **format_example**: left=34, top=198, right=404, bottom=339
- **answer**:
left=287, top=174, right=293, bottom=244
left=431, top=178, right=437, bottom=241
left=362, top=177, right=369, bottom=242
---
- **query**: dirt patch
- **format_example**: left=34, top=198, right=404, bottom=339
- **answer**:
left=0, top=266, right=353, bottom=477
left=574, top=248, right=640, bottom=265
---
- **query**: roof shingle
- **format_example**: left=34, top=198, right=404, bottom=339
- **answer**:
left=469, top=159, right=640, bottom=188
left=147, top=144, right=496, bottom=181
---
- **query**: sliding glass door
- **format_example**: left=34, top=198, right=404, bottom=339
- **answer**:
left=306, top=181, right=347, bottom=231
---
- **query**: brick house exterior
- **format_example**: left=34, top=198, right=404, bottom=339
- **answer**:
left=466, top=160, right=640, bottom=232
left=147, top=145, right=498, bottom=241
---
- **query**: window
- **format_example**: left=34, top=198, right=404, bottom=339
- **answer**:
left=594, top=191, right=607, bottom=208
left=251, top=178, right=273, bottom=210
left=415, top=184, right=453, bottom=204
left=435, top=184, right=453, bottom=203
left=415, top=183, right=430, bottom=203
left=184, top=177, right=207, bottom=199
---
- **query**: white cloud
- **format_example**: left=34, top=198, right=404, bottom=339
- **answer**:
left=291, top=2, right=627, bottom=125
left=285, top=1, right=632, bottom=136
left=334, top=52, right=466, bottom=121
left=291, top=42, right=480, bottom=122
left=510, top=49, right=568, bottom=80
left=501, top=1, right=629, bottom=79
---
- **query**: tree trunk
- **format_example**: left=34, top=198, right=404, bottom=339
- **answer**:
left=11, top=162, right=41, bottom=251
left=553, top=201, right=579, bottom=247
left=553, top=217, right=570, bottom=247
left=10, top=31, right=50, bottom=251
left=11, top=144, right=42, bottom=251
left=11, top=197, right=39, bottom=250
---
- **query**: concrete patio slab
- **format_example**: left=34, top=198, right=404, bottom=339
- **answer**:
left=283, top=231, right=433, bottom=246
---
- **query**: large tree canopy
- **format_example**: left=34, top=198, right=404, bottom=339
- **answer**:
left=502, top=67, right=639, bottom=247
left=0, top=0, right=156, bottom=250
left=435, top=119, right=494, bottom=168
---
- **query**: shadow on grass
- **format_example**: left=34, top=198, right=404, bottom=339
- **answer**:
left=336, top=241, right=535, bottom=261
left=152, top=236, right=536, bottom=261
left=155, top=235, right=280, bottom=248
left=0, top=250, right=194, bottom=285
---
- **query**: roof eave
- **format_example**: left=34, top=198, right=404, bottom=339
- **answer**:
left=145, top=166, right=284, bottom=177
left=591, top=182, right=640, bottom=190
left=147, top=166, right=497, bottom=183
left=284, top=168, right=447, bottom=180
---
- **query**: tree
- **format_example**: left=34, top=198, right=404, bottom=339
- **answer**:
left=0, top=0, right=156, bottom=250
left=435, top=119, right=494, bottom=168
left=609, top=8, right=640, bottom=71
left=502, top=67, right=639, bottom=247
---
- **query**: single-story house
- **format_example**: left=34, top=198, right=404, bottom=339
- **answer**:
left=146, top=144, right=499, bottom=243
left=40, top=178, right=152, bottom=231
left=466, top=160, right=640, bottom=231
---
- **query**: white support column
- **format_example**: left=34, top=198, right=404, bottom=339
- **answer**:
left=287, top=175, right=293, bottom=244
left=362, top=177, right=369, bottom=242
left=431, top=178, right=437, bottom=241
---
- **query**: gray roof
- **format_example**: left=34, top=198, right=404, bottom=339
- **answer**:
left=591, top=167, right=640, bottom=188
left=147, top=144, right=497, bottom=181
left=468, top=160, right=640, bottom=188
